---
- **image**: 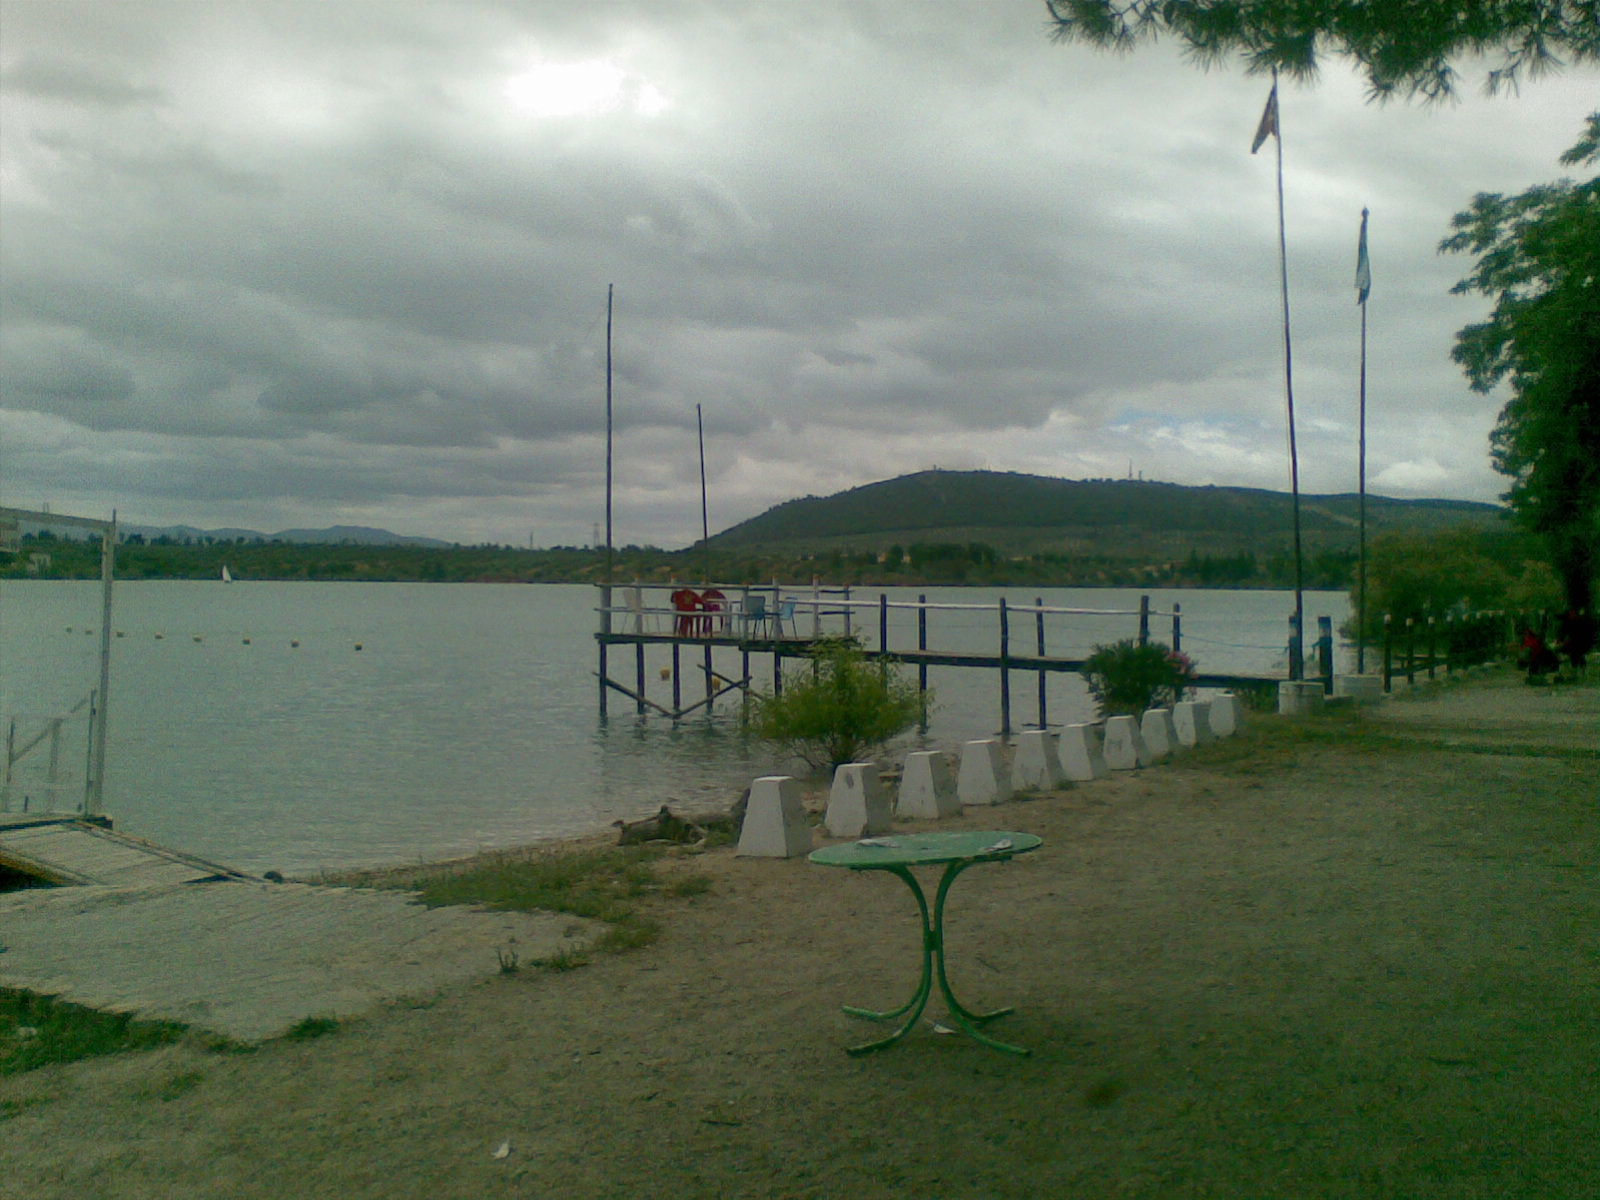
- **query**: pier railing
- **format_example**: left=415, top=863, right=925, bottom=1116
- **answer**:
left=1379, top=610, right=1511, bottom=689
left=592, top=582, right=1292, bottom=734
left=1, top=694, right=97, bottom=816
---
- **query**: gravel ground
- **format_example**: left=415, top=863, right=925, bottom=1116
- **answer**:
left=3, top=667, right=1596, bottom=1199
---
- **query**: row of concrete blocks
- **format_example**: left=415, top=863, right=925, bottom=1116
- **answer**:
left=737, top=692, right=1248, bottom=858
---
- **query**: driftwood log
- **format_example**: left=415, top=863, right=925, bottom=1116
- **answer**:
left=613, top=793, right=749, bottom=846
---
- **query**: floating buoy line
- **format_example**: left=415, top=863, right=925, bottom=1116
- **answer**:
left=61, top=627, right=366, bottom=650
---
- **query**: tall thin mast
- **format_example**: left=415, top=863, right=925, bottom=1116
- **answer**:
left=697, top=403, right=709, bottom=580
left=605, top=283, right=614, bottom=584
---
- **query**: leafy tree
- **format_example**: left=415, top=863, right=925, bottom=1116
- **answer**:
left=1345, top=527, right=1555, bottom=641
left=1441, top=116, right=1600, bottom=612
left=1044, top=1, right=1600, bottom=101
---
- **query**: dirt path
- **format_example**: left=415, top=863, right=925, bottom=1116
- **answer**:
left=3, top=669, right=1596, bottom=1199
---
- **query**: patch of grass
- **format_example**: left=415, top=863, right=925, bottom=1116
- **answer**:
left=1, top=1094, right=55, bottom=1121
left=350, top=842, right=707, bottom=966
left=136, top=1068, right=206, bottom=1102
left=1, top=988, right=186, bottom=1077
left=283, top=1016, right=340, bottom=1041
left=665, top=873, right=714, bottom=899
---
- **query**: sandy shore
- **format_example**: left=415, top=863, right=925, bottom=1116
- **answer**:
left=3, top=668, right=1597, bottom=1199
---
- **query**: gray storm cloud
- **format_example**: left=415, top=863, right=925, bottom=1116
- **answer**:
left=2, top=1, right=1595, bottom=544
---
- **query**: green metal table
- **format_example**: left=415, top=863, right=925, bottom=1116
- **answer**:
left=808, top=830, right=1043, bottom=1056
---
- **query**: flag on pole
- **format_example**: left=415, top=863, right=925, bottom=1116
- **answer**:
left=1251, top=82, right=1279, bottom=154
left=1355, top=207, right=1372, bottom=304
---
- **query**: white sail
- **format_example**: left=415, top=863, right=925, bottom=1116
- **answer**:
left=221, top=564, right=233, bottom=583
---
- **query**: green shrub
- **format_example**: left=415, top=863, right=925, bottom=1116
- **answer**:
left=1080, top=640, right=1197, bottom=718
left=750, top=638, right=925, bottom=770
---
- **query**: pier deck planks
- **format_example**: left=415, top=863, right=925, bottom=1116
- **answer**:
left=0, top=817, right=238, bottom=888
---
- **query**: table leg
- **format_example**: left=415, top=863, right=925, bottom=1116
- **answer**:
left=842, top=865, right=934, bottom=1055
left=930, top=859, right=1029, bottom=1056
left=841, top=860, right=1028, bottom=1057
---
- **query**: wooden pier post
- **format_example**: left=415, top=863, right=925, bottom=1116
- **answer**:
left=672, top=642, right=682, bottom=714
left=1172, top=602, right=1182, bottom=654
left=879, top=593, right=889, bottom=655
left=998, top=597, right=1012, bottom=737
left=1138, top=594, right=1150, bottom=646
left=598, top=584, right=612, bottom=719
left=1035, top=597, right=1047, bottom=730
left=635, top=643, right=647, bottom=715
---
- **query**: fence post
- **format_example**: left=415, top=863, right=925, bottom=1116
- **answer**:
left=1405, top=618, right=1416, bottom=686
left=1172, top=602, right=1182, bottom=654
left=1288, top=611, right=1303, bottom=682
left=879, top=593, right=889, bottom=655
left=917, top=594, right=929, bottom=732
left=1317, top=616, right=1333, bottom=693
left=1382, top=614, right=1392, bottom=692
left=1426, top=617, right=1438, bottom=680
left=1138, top=594, right=1150, bottom=646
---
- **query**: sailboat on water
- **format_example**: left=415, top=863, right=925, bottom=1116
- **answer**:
left=221, top=564, right=233, bottom=583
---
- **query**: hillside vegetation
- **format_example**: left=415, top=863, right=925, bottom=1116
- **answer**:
left=5, top=471, right=1507, bottom=590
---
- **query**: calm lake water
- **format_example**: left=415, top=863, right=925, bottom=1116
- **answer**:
left=1, top=581, right=1349, bottom=875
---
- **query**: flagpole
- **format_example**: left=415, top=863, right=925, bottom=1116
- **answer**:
left=1356, top=208, right=1371, bottom=674
left=1267, top=70, right=1305, bottom=681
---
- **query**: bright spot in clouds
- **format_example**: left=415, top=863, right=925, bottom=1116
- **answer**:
left=504, top=59, right=666, bottom=118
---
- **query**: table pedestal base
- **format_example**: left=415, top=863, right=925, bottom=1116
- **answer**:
left=842, top=860, right=1029, bottom=1056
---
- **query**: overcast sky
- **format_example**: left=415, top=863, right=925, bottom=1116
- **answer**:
left=3, top=2, right=1596, bottom=547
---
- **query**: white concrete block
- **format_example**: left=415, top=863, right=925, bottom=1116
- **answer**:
left=1012, top=729, right=1064, bottom=791
left=825, top=762, right=893, bottom=839
left=897, top=751, right=961, bottom=820
left=736, top=776, right=814, bottom=858
left=1209, top=692, right=1245, bottom=738
left=1277, top=680, right=1325, bottom=715
left=1140, top=708, right=1177, bottom=762
left=1333, top=674, right=1384, bottom=703
left=1102, top=715, right=1147, bottom=771
left=1172, top=700, right=1214, bottom=747
left=957, top=739, right=1012, bottom=807
left=1058, top=723, right=1109, bottom=782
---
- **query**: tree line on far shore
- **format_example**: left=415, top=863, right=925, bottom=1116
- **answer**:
left=5, top=525, right=1575, bottom=632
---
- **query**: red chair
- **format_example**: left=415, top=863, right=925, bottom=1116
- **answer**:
left=671, top=587, right=701, bottom=637
left=699, top=588, right=726, bottom=636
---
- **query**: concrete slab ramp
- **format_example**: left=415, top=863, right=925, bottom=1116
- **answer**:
left=0, top=880, right=600, bottom=1042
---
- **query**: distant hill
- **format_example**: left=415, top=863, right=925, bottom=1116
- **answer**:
left=707, top=470, right=1505, bottom=560
left=121, top=523, right=453, bottom=548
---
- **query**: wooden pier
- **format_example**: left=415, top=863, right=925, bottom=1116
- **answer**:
left=0, top=814, right=251, bottom=889
left=595, top=583, right=1299, bottom=734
